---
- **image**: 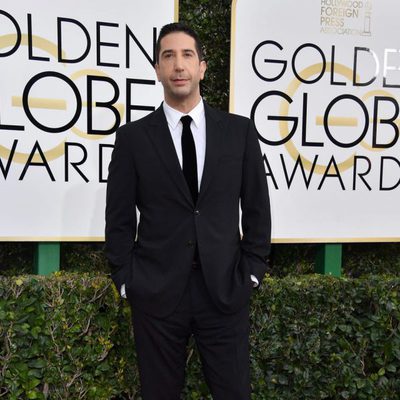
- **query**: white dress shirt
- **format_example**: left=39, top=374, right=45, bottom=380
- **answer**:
left=163, top=98, right=206, bottom=191
left=120, top=99, right=258, bottom=298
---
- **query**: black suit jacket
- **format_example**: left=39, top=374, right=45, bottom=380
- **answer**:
left=105, top=103, right=271, bottom=317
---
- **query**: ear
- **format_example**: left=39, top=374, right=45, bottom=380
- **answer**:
left=199, top=60, right=207, bottom=80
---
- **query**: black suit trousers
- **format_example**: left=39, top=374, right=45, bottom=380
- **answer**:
left=130, top=265, right=251, bottom=400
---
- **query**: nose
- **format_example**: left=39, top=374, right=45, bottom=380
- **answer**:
left=174, top=54, right=184, bottom=71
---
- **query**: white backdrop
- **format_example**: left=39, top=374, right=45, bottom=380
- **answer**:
left=231, top=0, right=400, bottom=242
left=0, top=0, right=177, bottom=240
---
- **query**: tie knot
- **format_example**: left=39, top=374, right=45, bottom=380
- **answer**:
left=181, top=115, right=192, bottom=128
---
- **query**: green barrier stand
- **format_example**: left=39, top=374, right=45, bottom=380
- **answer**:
left=315, top=243, right=342, bottom=277
left=34, top=242, right=60, bottom=275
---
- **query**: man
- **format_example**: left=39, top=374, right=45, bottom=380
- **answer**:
left=105, top=22, right=271, bottom=399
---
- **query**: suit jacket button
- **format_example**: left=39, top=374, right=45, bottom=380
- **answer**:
left=187, top=240, right=195, bottom=248
left=194, top=210, right=200, bottom=215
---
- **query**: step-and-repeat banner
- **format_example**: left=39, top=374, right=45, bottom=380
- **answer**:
left=231, top=0, right=400, bottom=242
left=0, top=0, right=177, bottom=240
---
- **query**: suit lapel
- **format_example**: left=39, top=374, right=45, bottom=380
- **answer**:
left=198, top=103, right=222, bottom=203
left=147, top=106, right=193, bottom=205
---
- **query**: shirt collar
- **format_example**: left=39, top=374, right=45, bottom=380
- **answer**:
left=163, top=98, right=205, bottom=130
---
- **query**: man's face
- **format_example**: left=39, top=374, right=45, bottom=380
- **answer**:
left=155, top=32, right=206, bottom=108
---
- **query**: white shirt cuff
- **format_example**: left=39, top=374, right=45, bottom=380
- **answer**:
left=120, top=283, right=127, bottom=298
left=250, top=274, right=259, bottom=288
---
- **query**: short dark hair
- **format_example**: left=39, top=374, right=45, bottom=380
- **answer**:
left=155, top=22, right=204, bottom=64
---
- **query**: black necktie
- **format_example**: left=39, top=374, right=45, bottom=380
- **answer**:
left=181, top=115, right=198, bottom=203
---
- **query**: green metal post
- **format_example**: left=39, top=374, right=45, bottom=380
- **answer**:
left=34, top=242, right=60, bottom=275
left=315, top=243, right=342, bottom=277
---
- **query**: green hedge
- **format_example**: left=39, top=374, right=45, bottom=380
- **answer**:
left=1, top=273, right=399, bottom=399
left=0, top=273, right=137, bottom=400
